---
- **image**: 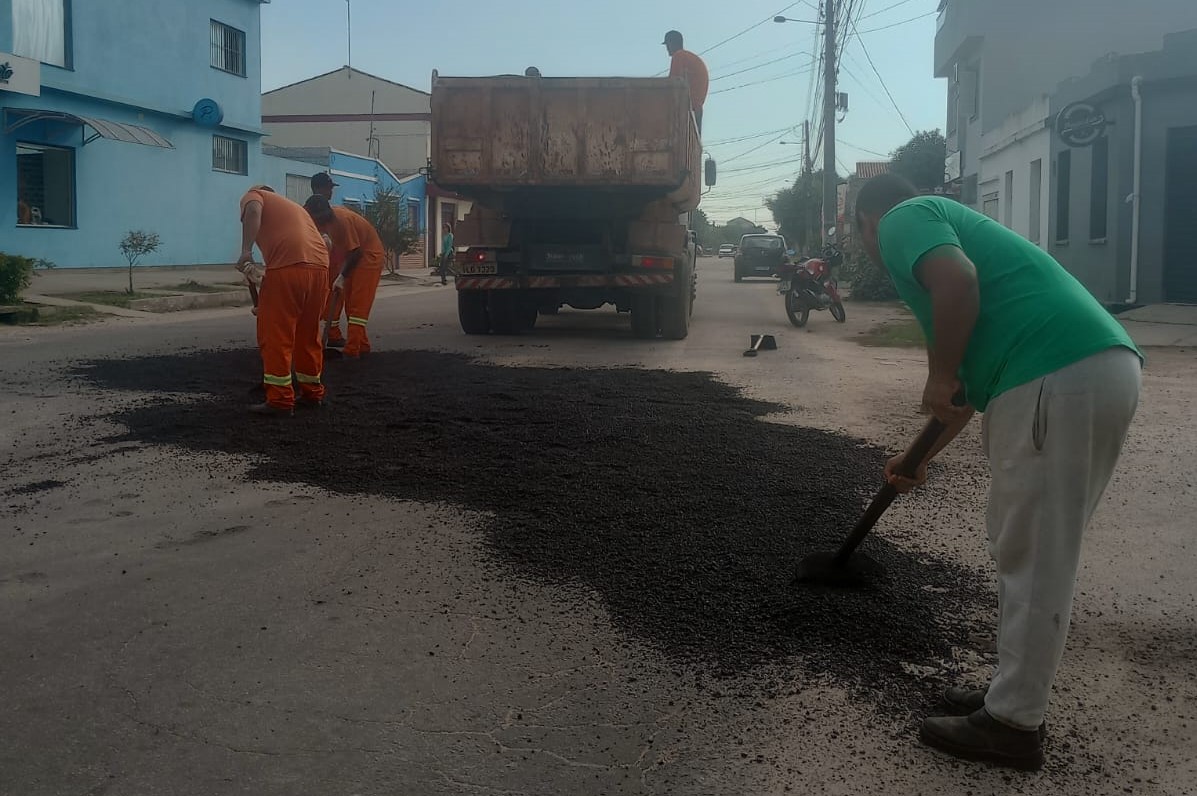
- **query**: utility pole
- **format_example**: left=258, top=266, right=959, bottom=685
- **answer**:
left=822, top=0, right=837, bottom=245
left=802, top=120, right=812, bottom=175
left=346, top=0, right=352, bottom=73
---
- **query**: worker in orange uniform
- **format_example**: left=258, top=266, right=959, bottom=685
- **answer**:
left=663, top=30, right=709, bottom=133
left=237, top=185, right=330, bottom=416
left=311, top=172, right=348, bottom=348
left=303, top=195, right=386, bottom=358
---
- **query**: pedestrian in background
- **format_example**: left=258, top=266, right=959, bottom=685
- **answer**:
left=440, top=222, right=455, bottom=285
left=237, top=185, right=330, bottom=415
left=853, top=173, right=1142, bottom=770
left=304, top=196, right=386, bottom=358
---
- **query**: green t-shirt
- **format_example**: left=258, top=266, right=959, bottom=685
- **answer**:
left=878, top=196, right=1140, bottom=411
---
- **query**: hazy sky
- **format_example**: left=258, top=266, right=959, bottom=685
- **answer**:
left=261, top=0, right=944, bottom=224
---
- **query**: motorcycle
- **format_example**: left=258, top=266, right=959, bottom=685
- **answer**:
left=777, top=243, right=847, bottom=328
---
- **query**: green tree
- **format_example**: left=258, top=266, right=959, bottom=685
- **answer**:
left=890, top=130, right=947, bottom=191
left=766, top=170, right=832, bottom=254
left=357, top=187, right=421, bottom=274
left=119, top=230, right=161, bottom=294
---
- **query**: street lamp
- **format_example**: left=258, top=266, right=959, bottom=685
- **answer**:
left=777, top=3, right=838, bottom=245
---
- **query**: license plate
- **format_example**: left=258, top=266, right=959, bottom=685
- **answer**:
left=779, top=280, right=790, bottom=292
left=461, top=263, right=497, bottom=275
left=543, top=250, right=586, bottom=266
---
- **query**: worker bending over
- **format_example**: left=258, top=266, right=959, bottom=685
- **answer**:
left=310, top=172, right=348, bottom=348
left=854, top=173, right=1141, bottom=770
left=304, top=196, right=386, bottom=358
left=237, top=185, right=330, bottom=415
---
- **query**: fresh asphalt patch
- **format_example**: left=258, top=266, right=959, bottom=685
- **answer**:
left=75, top=348, right=993, bottom=718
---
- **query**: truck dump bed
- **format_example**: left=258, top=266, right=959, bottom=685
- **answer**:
left=430, top=74, right=701, bottom=215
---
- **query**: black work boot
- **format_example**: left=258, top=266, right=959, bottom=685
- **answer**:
left=943, top=686, right=1047, bottom=740
left=921, top=708, right=1044, bottom=771
left=248, top=402, right=292, bottom=417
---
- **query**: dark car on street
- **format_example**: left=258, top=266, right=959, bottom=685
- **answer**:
left=734, top=234, right=787, bottom=282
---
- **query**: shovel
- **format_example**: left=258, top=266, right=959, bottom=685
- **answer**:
left=322, top=285, right=344, bottom=360
left=791, top=392, right=967, bottom=589
left=743, top=334, right=778, bottom=357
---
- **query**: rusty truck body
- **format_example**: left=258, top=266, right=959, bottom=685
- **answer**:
left=429, top=72, right=712, bottom=338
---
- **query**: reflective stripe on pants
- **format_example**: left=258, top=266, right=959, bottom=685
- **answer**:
left=344, top=262, right=383, bottom=356
left=257, top=264, right=329, bottom=408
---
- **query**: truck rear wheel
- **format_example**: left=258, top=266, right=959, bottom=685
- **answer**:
left=629, top=295, right=659, bottom=339
left=659, top=273, right=691, bottom=340
left=488, top=291, right=523, bottom=335
left=458, top=290, right=490, bottom=334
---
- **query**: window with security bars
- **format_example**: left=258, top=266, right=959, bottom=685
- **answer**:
left=210, top=19, right=246, bottom=77
left=212, top=135, right=248, bottom=175
left=285, top=174, right=310, bottom=203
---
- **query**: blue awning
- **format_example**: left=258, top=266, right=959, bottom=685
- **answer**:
left=3, top=107, right=174, bottom=148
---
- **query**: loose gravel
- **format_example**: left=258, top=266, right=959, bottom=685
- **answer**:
left=77, top=348, right=993, bottom=715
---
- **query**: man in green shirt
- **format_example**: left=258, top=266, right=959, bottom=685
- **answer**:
left=854, top=174, right=1142, bottom=770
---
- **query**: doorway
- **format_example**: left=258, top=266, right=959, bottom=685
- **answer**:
left=1164, top=126, right=1197, bottom=303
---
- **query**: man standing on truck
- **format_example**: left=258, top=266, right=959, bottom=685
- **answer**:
left=854, top=173, right=1142, bottom=770
left=303, top=195, right=386, bottom=359
left=663, top=30, right=708, bottom=133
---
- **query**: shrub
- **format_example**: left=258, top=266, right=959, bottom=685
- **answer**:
left=0, top=252, right=47, bottom=305
left=843, top=252, right=899, bottom=301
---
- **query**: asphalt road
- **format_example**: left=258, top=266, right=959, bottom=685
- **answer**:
left=2, top=258, right=1194, bottom=795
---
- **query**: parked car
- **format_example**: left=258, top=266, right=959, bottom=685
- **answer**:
left=717, top=243, right=736, bottom=258
left=734, top=234, right=787, bottom=282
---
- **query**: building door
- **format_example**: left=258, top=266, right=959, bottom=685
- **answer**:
left=1164, top=126, right=1197, bottom=303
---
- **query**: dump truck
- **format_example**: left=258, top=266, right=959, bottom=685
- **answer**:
left=429, top=71, right=714, bottom=339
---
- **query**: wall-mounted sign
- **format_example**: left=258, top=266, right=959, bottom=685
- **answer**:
left=944, top=150, right=961, bottom=182
left=0, top=51, right=40, bottom=97
left=1056, top=101, right=1108, bottom=147
left=192, top=98, right=224, bottom=128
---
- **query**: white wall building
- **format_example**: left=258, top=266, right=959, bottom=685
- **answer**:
left=261, top=66, right=430, bottom=178
left=977, top=96, right=1051, bottom=249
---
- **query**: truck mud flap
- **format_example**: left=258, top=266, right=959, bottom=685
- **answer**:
left=456, top=274, right=675, bottom=290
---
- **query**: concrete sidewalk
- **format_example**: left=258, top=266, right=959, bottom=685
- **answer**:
left=21, top=265, right=445, bottom=317
left=30, top=264, right=439, bottom=294
left=1118, top=304, right=1197, bottom=348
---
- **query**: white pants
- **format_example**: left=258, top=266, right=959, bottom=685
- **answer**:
left=981, top=347, right=1141, bottom=730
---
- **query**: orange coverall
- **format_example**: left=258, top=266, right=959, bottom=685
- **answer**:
left=325, top=248, right=347, bottom=344
left=241, top=189, right=331, bottom=408
left=325, top=205, right=385, bottom=357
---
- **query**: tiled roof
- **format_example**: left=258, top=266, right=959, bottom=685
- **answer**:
left=855, top=161, right=891, bottom=179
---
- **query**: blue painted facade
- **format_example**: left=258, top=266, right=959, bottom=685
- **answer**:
left=262, top=145, right=427, bottom=233
left=1, top=0, right=272, bottom=267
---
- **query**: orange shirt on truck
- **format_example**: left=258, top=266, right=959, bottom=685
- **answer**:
left=240, top=188, right=330, bottom=271
left=328, top=205, right=386, bottom=270
left=669, top=49, right=709, bottom=111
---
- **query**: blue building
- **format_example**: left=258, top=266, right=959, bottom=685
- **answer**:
left=1, top=0, right=296, bottom=268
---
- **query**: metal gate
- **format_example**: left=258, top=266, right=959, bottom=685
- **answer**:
left=1164, top=126, right=1197, bottom=303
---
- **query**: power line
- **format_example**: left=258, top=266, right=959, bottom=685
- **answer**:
left=705, top=126, right=794, bottom=147
left=710, top=50, right=809, bottom=82
left=848, top=17, right=915, bottom=134
left=708, top=65, right=817, bottom=96
left=858, top=10, right=937, bottom=33
left=836, top=137, right=890, bottom=158
left=722, top=128, right=799, bottom=164
left=721, top=155, right=805, bottom=175
left=698, top=2, right=806, bottom=57
left=706, top=43, right=798, bottom=74
left=858, top=0, right=917, bottom=20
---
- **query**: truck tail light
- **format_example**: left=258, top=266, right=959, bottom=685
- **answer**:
left=632, top=255, right=673, bottom=269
